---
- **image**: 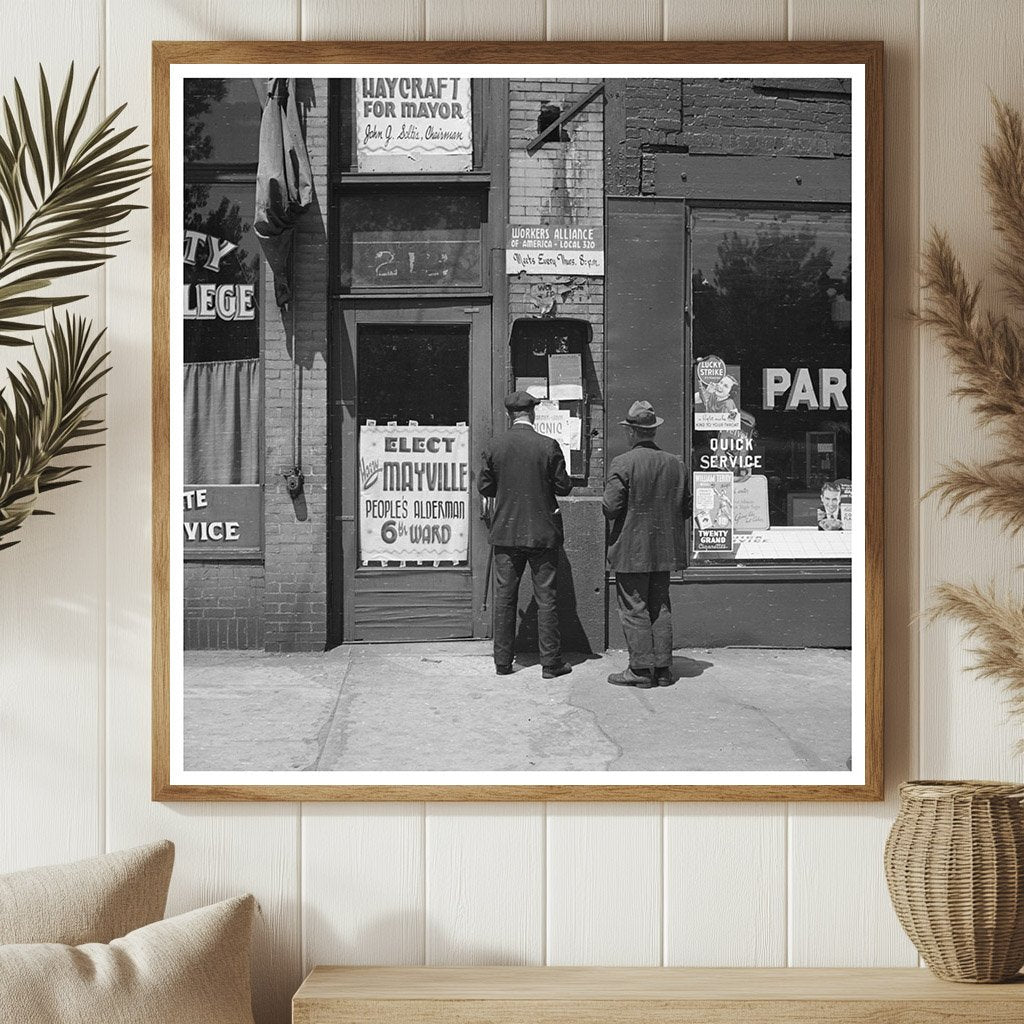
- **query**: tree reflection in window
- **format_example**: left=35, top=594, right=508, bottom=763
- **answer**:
left=184, top=78, right=262, bottom=164
left=184, top=79, right=228, bottom=163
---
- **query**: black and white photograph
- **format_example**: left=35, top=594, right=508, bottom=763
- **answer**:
left=158, top=49, right=881, bottom=798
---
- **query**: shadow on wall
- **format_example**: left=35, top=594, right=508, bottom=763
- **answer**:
left=515, top=547, right=593, bottom=656
left=300, top=905, right=536, bottom=973
left=268, top=177, right=327, bottom=527
left=512, top=499, right=607, bottom=656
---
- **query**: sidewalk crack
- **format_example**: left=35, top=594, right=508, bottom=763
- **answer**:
left=724, top=694, right=836, bottom=771
left=305, top=652, right=355, bottom=771
left=564, top=688, right=626, bottom=770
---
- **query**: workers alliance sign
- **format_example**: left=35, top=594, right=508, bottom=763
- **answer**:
left=359, top=425, right=471, bottom=564
left=505, top=222, right=604, bottom=276
left=356, top=77, right=473, bottom=172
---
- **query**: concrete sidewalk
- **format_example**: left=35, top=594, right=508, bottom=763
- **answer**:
left=183, top=643, right=852, bottom=773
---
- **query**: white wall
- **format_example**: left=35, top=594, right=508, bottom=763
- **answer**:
left=2, top=2, right=1023, bottom=1022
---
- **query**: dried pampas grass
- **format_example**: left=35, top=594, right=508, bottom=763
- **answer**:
left=921, top=98, right=1024, bottom=730
left=931, top=584, right=1024, bottom=737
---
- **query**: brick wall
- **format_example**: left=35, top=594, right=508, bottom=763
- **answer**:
left=608, top=77, right=852, bottom=196
left=183, top=561, right=264, bottom=649
left=508, top=79, right=605, bottom=495
left=262, top=79, right=330, bottom=653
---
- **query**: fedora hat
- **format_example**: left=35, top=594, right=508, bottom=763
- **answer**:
left=620, top=400, right=664, bottom=428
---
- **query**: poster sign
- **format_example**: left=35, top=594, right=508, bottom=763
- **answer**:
left=505, top=222, right=604, bottom=276
left=693, top=471, right=735, bottom=552
left=733, top=474, right=770, bottom=532
left=183, top=484, right=262, bottom=558
left=358, top=425, right=470, bottom=564
left=534, top=401, right=577, bottom=467
left=694, top=357, right=741, bottom=430
left=356, top=77, right=473, bottom=172
left=548, top=352, right=584, bottom=400
left=818, top=479, right=853, bottom=532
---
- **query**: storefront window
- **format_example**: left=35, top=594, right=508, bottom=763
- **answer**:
left=184, top=185, right=260, bottom=363
left=335, top=188, right=485, bottom=290
left=185, top=78, right=263, bottom=164
left=183, top=80, right=263, bottom=559
left=689, top=208, right=852, bottom=563
left=183, top=184, right=261, bottom=488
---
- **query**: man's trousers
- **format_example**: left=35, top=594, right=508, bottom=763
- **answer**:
left=614, top=570, right=673, bottom=671
left=491, top=546, right=561, bottom=668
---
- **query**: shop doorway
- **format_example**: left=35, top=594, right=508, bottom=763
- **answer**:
left=331, top=301, right=492, bottom=642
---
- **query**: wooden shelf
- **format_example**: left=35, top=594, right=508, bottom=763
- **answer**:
left=293, top=966, right=1024, bottom=1023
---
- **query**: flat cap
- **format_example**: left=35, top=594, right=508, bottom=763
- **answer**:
left=505, top=390, right=542, bottom=411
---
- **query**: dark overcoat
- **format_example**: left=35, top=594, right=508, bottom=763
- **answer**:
left=603, top=440, right=687, bottom=572
left=478, top=424, right=573, bottom=549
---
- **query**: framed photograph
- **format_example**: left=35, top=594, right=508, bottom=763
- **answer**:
left=153, top=42, right=883, bottom=801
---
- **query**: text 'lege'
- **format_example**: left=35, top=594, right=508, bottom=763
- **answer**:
left=183, top=283, right=256, bottom=321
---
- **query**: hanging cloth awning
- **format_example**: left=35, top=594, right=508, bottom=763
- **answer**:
left=254, top=78, right=313, bottom=307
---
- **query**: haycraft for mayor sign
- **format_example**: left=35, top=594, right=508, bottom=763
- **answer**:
left=357, top=77, right=473, bottom=171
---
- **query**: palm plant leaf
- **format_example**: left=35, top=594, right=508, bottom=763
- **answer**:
left=0, top=313, right=109, bottom=549
left=0, top=64, right=149, bottom=347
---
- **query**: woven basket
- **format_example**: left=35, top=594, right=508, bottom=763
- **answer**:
left=884, top=780, right=1024, bottom=982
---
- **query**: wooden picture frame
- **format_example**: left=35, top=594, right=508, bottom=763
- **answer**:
left=153, top=41, right=883, bottom=801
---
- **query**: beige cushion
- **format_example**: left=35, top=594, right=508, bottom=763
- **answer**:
left=0, top=894, right=256, bottom=1024
left=0, top=840, right=174, bottom=945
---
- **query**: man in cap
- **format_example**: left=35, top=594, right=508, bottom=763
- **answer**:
left=478, top=391, right=574, bottom=678
left=603, top=400, right=687, bottom=688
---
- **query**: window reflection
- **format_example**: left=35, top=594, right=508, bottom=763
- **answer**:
left=183, top=185, right=260, bottom=363
left=358, top=327, right=470, bottom=427
left=184, top=78, right=263, bottom=164
left=336, top=190, right=485, bottom=289
left=690, top=208, right=852, bottom=562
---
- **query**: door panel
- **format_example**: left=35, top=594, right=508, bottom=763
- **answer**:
left=332, top=300, right=491, bottom=642
left=352, top=569, right=475, bottom=642
left=356, top=322, right=472, bottom=641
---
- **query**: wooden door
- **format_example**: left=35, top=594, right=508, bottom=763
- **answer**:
left=333, top=300, right=492, bottom=642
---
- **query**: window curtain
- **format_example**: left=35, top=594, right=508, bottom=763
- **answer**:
left=183, top=359, right=261, bottom=484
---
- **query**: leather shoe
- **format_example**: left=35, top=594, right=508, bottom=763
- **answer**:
left=495, top=664, right=514, bottom=676
left=608, top=668, right=656, bottom=688
left=542, top=662, right=572, bottom=679
left=653, top=667, right=674, bottom=686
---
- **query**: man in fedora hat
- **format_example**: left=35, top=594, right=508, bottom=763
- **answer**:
left=478, top=391, right=574, bottom=678
left=603, top=400, right=687, bottom=688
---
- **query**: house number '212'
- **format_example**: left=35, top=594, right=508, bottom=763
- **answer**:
left=373, top=248, right=451, bottom=280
